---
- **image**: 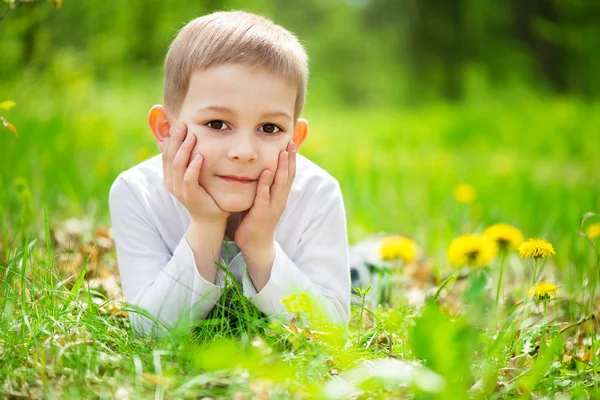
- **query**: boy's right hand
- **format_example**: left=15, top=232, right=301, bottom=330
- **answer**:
left=162, top=123, right=230, bottom=224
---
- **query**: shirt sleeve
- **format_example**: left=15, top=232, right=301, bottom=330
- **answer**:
left=108, top=176, right=223, bottom=336
left=241, top=179, right=351, bottom=326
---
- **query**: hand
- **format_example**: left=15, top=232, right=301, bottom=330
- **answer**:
left=234, top=141, right=297, bottom=250
left=162, top=123, right=230, bottom=224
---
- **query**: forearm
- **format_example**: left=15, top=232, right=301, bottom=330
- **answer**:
left=125, top=232, right=226, bottom=336
left=241, top=241, right=350, bottom=326
left=185, top=219, right=227, bottom=284
left=240, top=241, right=275, bottom=292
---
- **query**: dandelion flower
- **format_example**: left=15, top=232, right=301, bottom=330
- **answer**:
left=528, top=281, right=559, bottom=300
left=586, top=223, right=600, bottom=240
left=453, top=183, right=476, bottom=204
left=282, top=292, right=328, bottom=325
left=518, top=238, right=556, bottom=259
left=483, top=223, right=524, bottom=251
left=380, top=236, right=419, bottom=263
left=447, top=234, right=497, bottom=268
left=282, top=292, right=314, bottom=314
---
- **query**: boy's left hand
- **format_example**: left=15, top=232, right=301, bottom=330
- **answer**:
left=235, top=141, right=297, bottom=286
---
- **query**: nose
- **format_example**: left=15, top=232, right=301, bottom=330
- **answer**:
left=227, top=133, right=258, bottom=162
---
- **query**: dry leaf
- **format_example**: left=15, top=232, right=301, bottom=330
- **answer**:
left=404, top=258, right=435, bottom=287
left=89, top=272, right=123, bottom=300
left=99, top=301, right=128, bottom=318
left=288, top=314, right=301, bottom=334
left=232, top=392, right=249, bottom=400
left=249, top=379, right=272, bottom=400
left=142, top=373, right=169, bottom=386
left=1, top=116, right=17, bottom=136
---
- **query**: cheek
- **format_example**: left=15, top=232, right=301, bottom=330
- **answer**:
left=190, top=139, right=220, bottom=162
left=263, top=144, right=287, bottom=171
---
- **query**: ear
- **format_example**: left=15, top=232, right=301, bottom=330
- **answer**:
left=148, top=105, right=172, bottom=152
left=292, top=118, right=308, bottom=149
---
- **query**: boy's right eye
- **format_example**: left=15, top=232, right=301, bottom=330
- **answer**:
left=205, top=120, right=229, bottom=130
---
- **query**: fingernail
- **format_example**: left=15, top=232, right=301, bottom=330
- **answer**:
left=290, top=142, right=296, bottom=153
left=177, top=123, right=185, bottom=133
left=185, top=133, right=192, bottom=142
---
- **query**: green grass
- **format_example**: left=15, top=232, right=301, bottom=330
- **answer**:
left=1, top=72, right=600, bottom=398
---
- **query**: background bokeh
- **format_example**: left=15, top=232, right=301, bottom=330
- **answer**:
left=1, top=0, right=599, bottom=279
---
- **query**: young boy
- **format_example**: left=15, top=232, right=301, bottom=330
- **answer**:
left=108, top=11, right=350, bottom=336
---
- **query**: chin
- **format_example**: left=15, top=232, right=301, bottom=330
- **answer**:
left=214, top=195, right=254, bottom=213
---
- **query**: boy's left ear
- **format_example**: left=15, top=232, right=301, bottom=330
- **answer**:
left=292, top=118, right=308, bottom=149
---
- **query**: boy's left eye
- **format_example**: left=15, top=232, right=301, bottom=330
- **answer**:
left=259, top=124, right=282, bottom=134
left=206, top=120, right=229, bottom=130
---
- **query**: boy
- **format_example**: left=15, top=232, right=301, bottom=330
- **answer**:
left=108, top=11, right=350, bottom=336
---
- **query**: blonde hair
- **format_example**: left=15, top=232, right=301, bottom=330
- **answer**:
left=164, top=11, right=309, bottom=120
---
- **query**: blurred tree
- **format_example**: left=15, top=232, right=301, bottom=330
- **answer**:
left=1, top=0, right=600, bottom=104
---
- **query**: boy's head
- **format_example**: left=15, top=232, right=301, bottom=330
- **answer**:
left=164, top=10, right=308, bottom=120
left=149, top=11, right=310, bottom=213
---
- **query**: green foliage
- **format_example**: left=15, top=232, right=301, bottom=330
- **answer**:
left=1, top=1, right=600, bottom=398
left=409, top=300, right=478, bottom=398
left=4, top=0, right=600, bottom=105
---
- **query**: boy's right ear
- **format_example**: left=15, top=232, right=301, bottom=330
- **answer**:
left=148, top=105, right=171, bottom=152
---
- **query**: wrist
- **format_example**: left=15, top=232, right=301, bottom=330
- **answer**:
left=187, top=218, right=227, bottom=239
left=242, top=242, right=276, bottom=292
left=190, top=215, right=227, bottom=228
left=237, top=228, right=274, bottom=251
left=240, top=240, right=275, bottom=265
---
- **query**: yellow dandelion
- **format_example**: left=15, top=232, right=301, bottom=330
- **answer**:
left=528, top=281, right=559, bottom=300
left=447, top=234, right=497, bottom=268
left=518, top=238, right=556, bottom=259
left=453, top=183, right=476, bottom=204
left=282, top=292, right=314, bottom=314
left=586, top=223, right=600, bottom=240
left=380, top=236, right=419, bottom=263
left=282, top=292, right=327, bottom=325
left=483, top=223, right=524, bottom=251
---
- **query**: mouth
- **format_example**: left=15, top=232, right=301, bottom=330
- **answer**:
left=218, top=175, right=257, bottom=184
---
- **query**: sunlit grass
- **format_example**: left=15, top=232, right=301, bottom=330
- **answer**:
left=1, top=72, right=600, bottom=397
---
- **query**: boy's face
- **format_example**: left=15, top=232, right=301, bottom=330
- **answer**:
left=152, top=63, right=307, bottom=213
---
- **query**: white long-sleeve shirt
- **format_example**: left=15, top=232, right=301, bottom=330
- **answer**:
left=108, top=153, right=350, bottom=335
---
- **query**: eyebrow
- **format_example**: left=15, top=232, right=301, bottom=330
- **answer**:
left=195, top=106, right=292, bottom=121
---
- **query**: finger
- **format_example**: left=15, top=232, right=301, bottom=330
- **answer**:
left=166, top=123, right=186, bottom=165
left=273, top=150, right=289, bottom=186
left=288, top=141, right=297, bottom=184
left=162, top=137, right=169, bottom=184
left=173, top=133, right=196, bottom=196
left=255, top=169, right=273, bottom=208
left=183, top=154, right=204, bottom=200
left=166, top=123, right=187, bottom=191
left=271, top=150, right=289, bottom=201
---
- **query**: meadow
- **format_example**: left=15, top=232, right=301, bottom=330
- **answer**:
left=1, top=65, right=600, bottom=398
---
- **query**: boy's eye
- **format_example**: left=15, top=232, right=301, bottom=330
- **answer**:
left=259, top=124, right=282, bottom=134
left=206, top=120, right=229, bottom=130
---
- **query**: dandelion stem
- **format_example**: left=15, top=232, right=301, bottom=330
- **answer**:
left=543, top=301, right=548, bottom=343
left=531, top=258, right=539, bottom=289
left=358, top=294, right=365, bottom=347
left=495, top=251, right=507, bottom=311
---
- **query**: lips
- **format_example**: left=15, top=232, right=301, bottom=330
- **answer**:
left=218, top=175, right=256, bottom=184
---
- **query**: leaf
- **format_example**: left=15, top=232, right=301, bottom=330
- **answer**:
left=579, top=212, right=599, bottom=228
left=62, top=258, right=88, bottom=312
left=517, top=336, right=563, bottom=393
left=432, top=271, right=458, bottom=301
left=1, top=116, right=17, bottom=135
left=0, top=100, right=15, bottom=110
left=52, top=0, right=63, bottom=8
